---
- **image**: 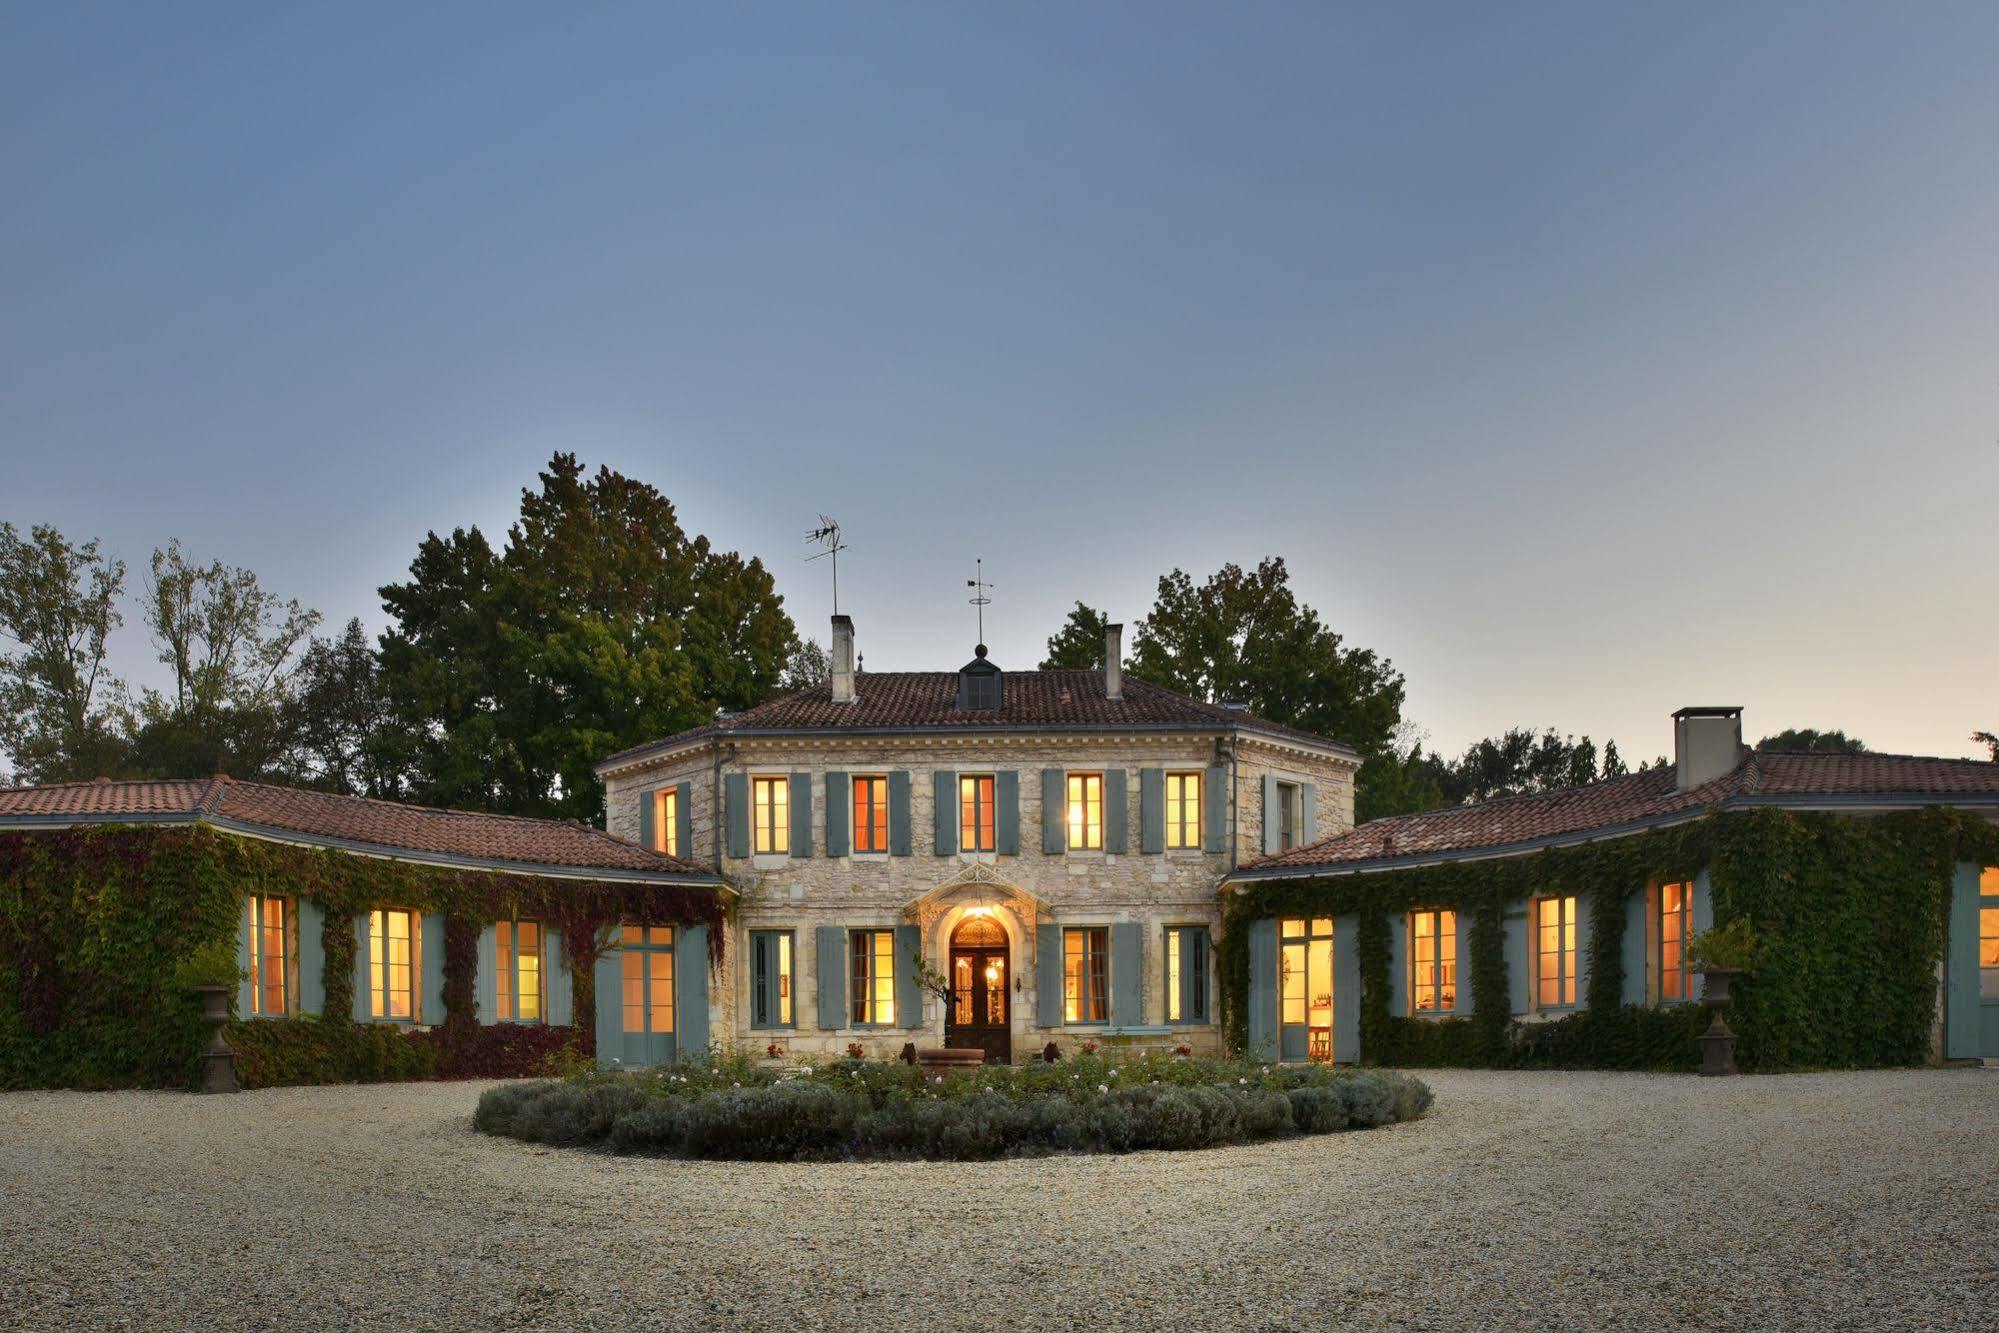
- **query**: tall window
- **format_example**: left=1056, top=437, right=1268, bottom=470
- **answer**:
left=1066, top=773, right=1104, bottom=851
left=495, top=919, right=543, bottom=1023
left=369, top=909, right=416, bottom=1021
left=653, top=788, right=679, bottom=858
left=619, top=924, right=674, bottom=1037
left=1276, top=781, right=1300, bottom=851
left=1280, top=918, right=1335, bottom=1060
left=1410, top=909, right=1457, bottom=1012
left=1164, top=924, right=1210, bottom=1023
left=752, top=775, right=789, bottom=855
left=850, top=930, right=897, bottom=1025
left=751, top=930, right=793, bottom=1027
left=852, top=776, right=889, bottom=853
left=1165, top=772, right=1203, bottom=850
left=1660, top=882, right=1693, bottom=1001
left=247, top=894, right=288, bottom=1017
left=959, top=775, right=996, bottom=852
left=1063, top=926, right=1109, bottom=1023
left=1536, top=896, right=1578, bottom=1008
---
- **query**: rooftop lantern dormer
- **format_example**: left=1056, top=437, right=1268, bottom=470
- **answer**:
left=956, top=644, right=1003, bottom=712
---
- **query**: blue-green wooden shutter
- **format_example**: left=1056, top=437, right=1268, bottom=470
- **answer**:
left=1261, top=774, right=1281, bottom=855
left=933, top=770, right=957, bottom=855
left=352, top=914, right=371, bottom=1021
left=824, top=772, right=849, bottom=857
left=1387, top=913, right=1408, bottom=1018
left=593, top=942, right=621, bottom=1069
left=1183, top=927, right=1211, bottom=1024
left=1204, top=764, right=1227, bottom=854
left=297, top=898, right=326, bottom=1015
left=1036, top=923, right=1064, bottom=1026
left=1504, top=905, right=1530, bottom=1012
left=888, top=772, right=912, bottom=856
left=995, top=770, right=1020, bottom=855
left=724, top=773, right=749, bottom=858
left=750, top=933, right=769, bottom=1026
left=1690, top=871, right=1715, bottom=1003
left=676, top=925, right=710, bottom=1059
left=235, top=898, right=253, bottom=1017
left=894, top=923, right=922, bottom=1028
left=816, top=926, right=846, bottom=1029
left=1301, top=782, right=1317, bottom=845
left=1620, top=889, right=1648, bottom=1006
left=545, top=927, right=572, bottom=1027
left=421, top=913, right=446, bottom=1025
left=1139, top=769, right=1165, bottom=854
left=788, top=772, right=812, bottom=857
left=1453, top=910, right=1474, bottom=1015
left=1110, top=922, right=1139, bottom=1024
left=476, top=924, right=498, bottom=1025
left=1246, top=918, right=1277, bottom=1060
left=1041, top=770, right=1065, bottom=853
left=1334, top=916, right=1360, bottom=1061
left=638, top=789, right=656, bottom=852
left=673, top=782, right=692, bottom=859
left=1946, top=863, right=1982, bottom=1058
left=1574, top=895, right=1593, bottom=1003
left=1104, top=769, right=1128, bottom=854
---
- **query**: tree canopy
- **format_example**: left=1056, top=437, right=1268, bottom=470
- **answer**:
left=1754, top=728, right=1867, bottom=754
left=1039, top=602, right=1112, bottom=670
left=0, top=522, right=128, bottom=783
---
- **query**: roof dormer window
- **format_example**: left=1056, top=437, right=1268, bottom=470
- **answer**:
left=955, top=645, right=1003, bottom=712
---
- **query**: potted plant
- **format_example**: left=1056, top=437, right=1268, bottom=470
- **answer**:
left=1687, top=917, right=1759, bottom=1077
left=845, top=1040, right=866, bottom=1061
left=175, top=938, right=241, bottom=1094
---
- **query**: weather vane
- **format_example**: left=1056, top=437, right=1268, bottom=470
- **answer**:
left=804, top=515, right=849, bottom=615
left=967, top=558, right=994, bottom=646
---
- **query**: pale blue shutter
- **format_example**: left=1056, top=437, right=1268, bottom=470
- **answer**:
left=420, top=913, right=446, bottom=1025
left=476, top=924, right=498, bottom=1025
left=1246, top=918, right=1277, bottom=1060
left=788, top=772, right=812, bottom=857
left=933, top=770, right=957, bottom=855
left=1104, top=769, right=1128, bottom=854
left=1504, top=905, right=1531, bottom=1013
left=676, top=925, right=710, bottom=1060
left=1041, top=770, right=1065, bottom=853
left=235, top=898, right=253, bottom=1018
left=673, top=783, right=693, bottom=860
left=1333, top=915, right=1360, bottom=1062
left=1204, top=764, right=1228, bottom=854
left=1301, top=782, right=1317, bottom=845
left=1621, top=889, right=1648, bottom=1006
left=1110, top=922, right=1140, bottom=1025
left=1690, top=871, right=1715, bottom=1003
left=593, top=944, right=621, bottom=1070
left=1036, top=923, right=1064, bottom=1027
left=724, top=773, right=749, bottom=858
left=1453, top=910, right=1474, bottom=1014
left=297, top=898, right=326, bottom=1016
left=1946, top=863, right=1983, bottom=1059
left=824, top=772, right=849, bottom=857
left=352, top=914, right=371, bottom=1022
left=1261, top=774, right=1281, bottom=856
left=1575, top=895, right=1593, bottom=1004
left=545, top=927, right=572, bottom=1027
left=888, top=772, right=912, bottom=856
left=1139, top=769, right=1165, bottom=854
left=638, top=789, right=656, bottom=852
left=995, top=770, right=1020, bottom=855
left=1386, top=914, right=1408, bottom=1018
left=1184, top=927, right=1211, bottom=1024
left=816, top=926, right=846, bottom=1029
left=894, top=923, right=922, bottom=1029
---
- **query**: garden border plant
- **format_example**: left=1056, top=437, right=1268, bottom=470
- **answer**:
left=1218, top=806, right=1999, bottom=1072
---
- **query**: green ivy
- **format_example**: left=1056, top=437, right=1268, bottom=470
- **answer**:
left=1221, top=806, right=1997, bottom=1071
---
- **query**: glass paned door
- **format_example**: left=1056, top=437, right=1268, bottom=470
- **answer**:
left=618, top=924, right=676, bottom=1067
left=1279, top=918, right=1335, bottom=1061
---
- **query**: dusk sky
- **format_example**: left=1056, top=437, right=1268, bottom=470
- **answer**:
left=4, top=4, right=1994, bottom=762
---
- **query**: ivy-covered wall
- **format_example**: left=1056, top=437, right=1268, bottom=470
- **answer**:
left=1220, top=807, right=1999, bottom=1071
left=0, top=824, right=726, bottom=1089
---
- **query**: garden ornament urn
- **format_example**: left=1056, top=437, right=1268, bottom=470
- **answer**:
left=1697, top=968, right=1742, bottom=1078
left=194, top=985, right=240, bottom=1094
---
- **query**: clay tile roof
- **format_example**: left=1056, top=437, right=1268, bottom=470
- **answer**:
left=0, top=776, right=715, bottom=880
left=1240, top=749, right=1999, bottom=876
left=597, top=669, right=1356, bottom=772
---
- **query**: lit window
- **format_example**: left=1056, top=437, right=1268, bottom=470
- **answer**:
left=247, top=894, right=288, bottom=1017
left=1066, top=773, right=1104, bottom=851
left=1165, top=772, right=1203, bottom=850
left=1980, top=902, right=1999, bottom=1001
left=1164, top=924, right=1210, bottom=1023
left=653, top=788, right=679, bottom=858
left=495, top=919, right=543, bottom=1023
left=619, top=924, right=674, bottom=1038
left=1536, top=896, right=1578, bottom=1008
left=369, top=908, right=416, bottom=1021
left=850, top=930, right=897, bottom=1025
left=752, top=776, right=789, bottom=855
left=1280, top=917, right=1336, bottom=1060
left=1277, top=781, right=1300, bottom=851
left=1063, top=926, right=1109, bottom=1023
left=1660, top=882, right=1693, bottom=1002
left=852, top=776, right=889, bottom=853
left=959, top=775, right=996, bottom=853
left=1410, top=909, right=1457, bottom=1012
left=751, top=930, right=793, bottom=1027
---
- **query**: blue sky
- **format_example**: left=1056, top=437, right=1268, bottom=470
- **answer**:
left=4, top=4, right=1995, bottom=761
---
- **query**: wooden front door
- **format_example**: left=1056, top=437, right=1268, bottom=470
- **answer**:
left=946, top=916, right=1011, bottom=1064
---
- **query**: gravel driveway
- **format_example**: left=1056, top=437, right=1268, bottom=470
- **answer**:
left=3, top=1068, right=1994, bottom=1330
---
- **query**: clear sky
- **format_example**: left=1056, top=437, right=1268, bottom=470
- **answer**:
left=4, top=4, right=1995, bottom=762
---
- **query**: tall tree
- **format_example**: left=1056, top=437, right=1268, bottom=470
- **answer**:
left=1972, top=730, right=1997, bottom=762
left=277, top=618, right=396, bottom=796
left=377, top=453, right=797, bottom=820
left=0, top=523, right=128, bottom=783
left=1755, top=728, right=1867, bottom=754
left=781, top=638, right=830, bottom=691
left=1039, top=602, right=1111, bottom=669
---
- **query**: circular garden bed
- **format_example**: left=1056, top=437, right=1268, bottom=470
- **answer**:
left=474, top=1052, right=1432, bottom=1161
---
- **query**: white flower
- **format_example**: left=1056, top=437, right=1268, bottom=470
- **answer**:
left=1238, top=1077, right=1247, bottom=1085
left=800, top=1066, right=813, bottom=1075
left=933, top=1075, right=943, bottom=1084
left=1097, top=1084, right=1109, bottom=1094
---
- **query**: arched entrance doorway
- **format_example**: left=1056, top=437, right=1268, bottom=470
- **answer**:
left=946, top=915, right=1011, bottom=1064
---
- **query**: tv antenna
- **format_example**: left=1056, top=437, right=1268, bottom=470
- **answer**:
left=966, top=558, right=994, bottom=647
left=804, top=515, right=849, bottom=615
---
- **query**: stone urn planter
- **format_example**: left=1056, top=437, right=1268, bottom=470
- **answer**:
left=916, top=1047, right=986, bottom=1075
left=1697, top=967, right=1743, bottom=1078
left=194, top=985, right=239, bottom=1094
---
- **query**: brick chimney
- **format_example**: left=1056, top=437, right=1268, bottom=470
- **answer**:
left=1673, top=706, right=1744, bottom=790
left=1104, top=621, right=1123, bottom=702
left=830, top=615, right=856, bottom=704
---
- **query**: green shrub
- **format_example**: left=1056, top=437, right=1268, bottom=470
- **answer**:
left=229, top=1015, right=437, bottom=1089
left=1286, top=1086, right=1349, bottom=1133
left=607, top=1099, right=691, bottom=1155
left=1335, top=1076, right=1395, bottom=1128
left=681, top=1082, right=863, bottom=1160
left=1386, top=1072, right=1434, bottom=1122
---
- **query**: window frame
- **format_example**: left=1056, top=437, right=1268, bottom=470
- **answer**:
left=751, top=774, right=790, bottom=856
left=1279, top=916, right=1337, bottom=1061
left=849, top=929, right=898, bottom=1027
left=653, top=787, right=679, bottom=858
left=1409, top=908, right=1457, bottom=1015
left=1978, top=867, right=1999, bottom=1002
left=368, top=907, right=419, bottom=1023
left=1163, top=924, right=1211, bottom=1025
left=1658, top=881, right=1694, bottom=1004
left=1062, top=925, right=1110, bottom=1024
left=1065, top=772, right=1105, bottom=852
left=850, top=774, right=890, bottom=855
left=750, top=929, right=795, bottom=1028
left=1164, top=771, right=1204, bottom=851
left=494, top=917, right=545, bottom=1024
left=246, top=893, right=291, bottom=1018
left=959, top=773, right=997, bottom=854
left=1275, top=780, right=1300, bottom=852
left=618, top=923, right=676, bottom=1040
left=1534, top=895, right=1579, bottom=1010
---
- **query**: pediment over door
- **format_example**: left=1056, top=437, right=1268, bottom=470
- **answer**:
left=903, top=861, right=1049, bottom=931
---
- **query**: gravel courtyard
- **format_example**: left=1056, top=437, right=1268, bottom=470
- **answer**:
left=3, top=1068, right=1994, bottom=1330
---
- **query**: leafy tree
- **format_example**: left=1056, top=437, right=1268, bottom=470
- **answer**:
left=1600, top=738, right=1628, bottom=778
left=1039, top=602, right=1111, bottom=669
left=1442, top=727, right=1604, bottom=804
left=782, top=638, right=830, bottom=691
left=377, top=453, right=797, bottom=820
left=1973, top=730, right=1997, bottom=762
left=0, top=522, right=129, bottom=783
left=1354, top=742, right=1450, bottom=823
left=1755, top=728, right=1867, bottom=754
left=277, top=618, right=397, bottom=796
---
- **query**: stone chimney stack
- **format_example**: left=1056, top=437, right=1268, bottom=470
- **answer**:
left=1104, top=622, right=1123, bottom=702
left=1673, top=706, right=1744, bottom=791
left=830, top=615, right=856, bottom=704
